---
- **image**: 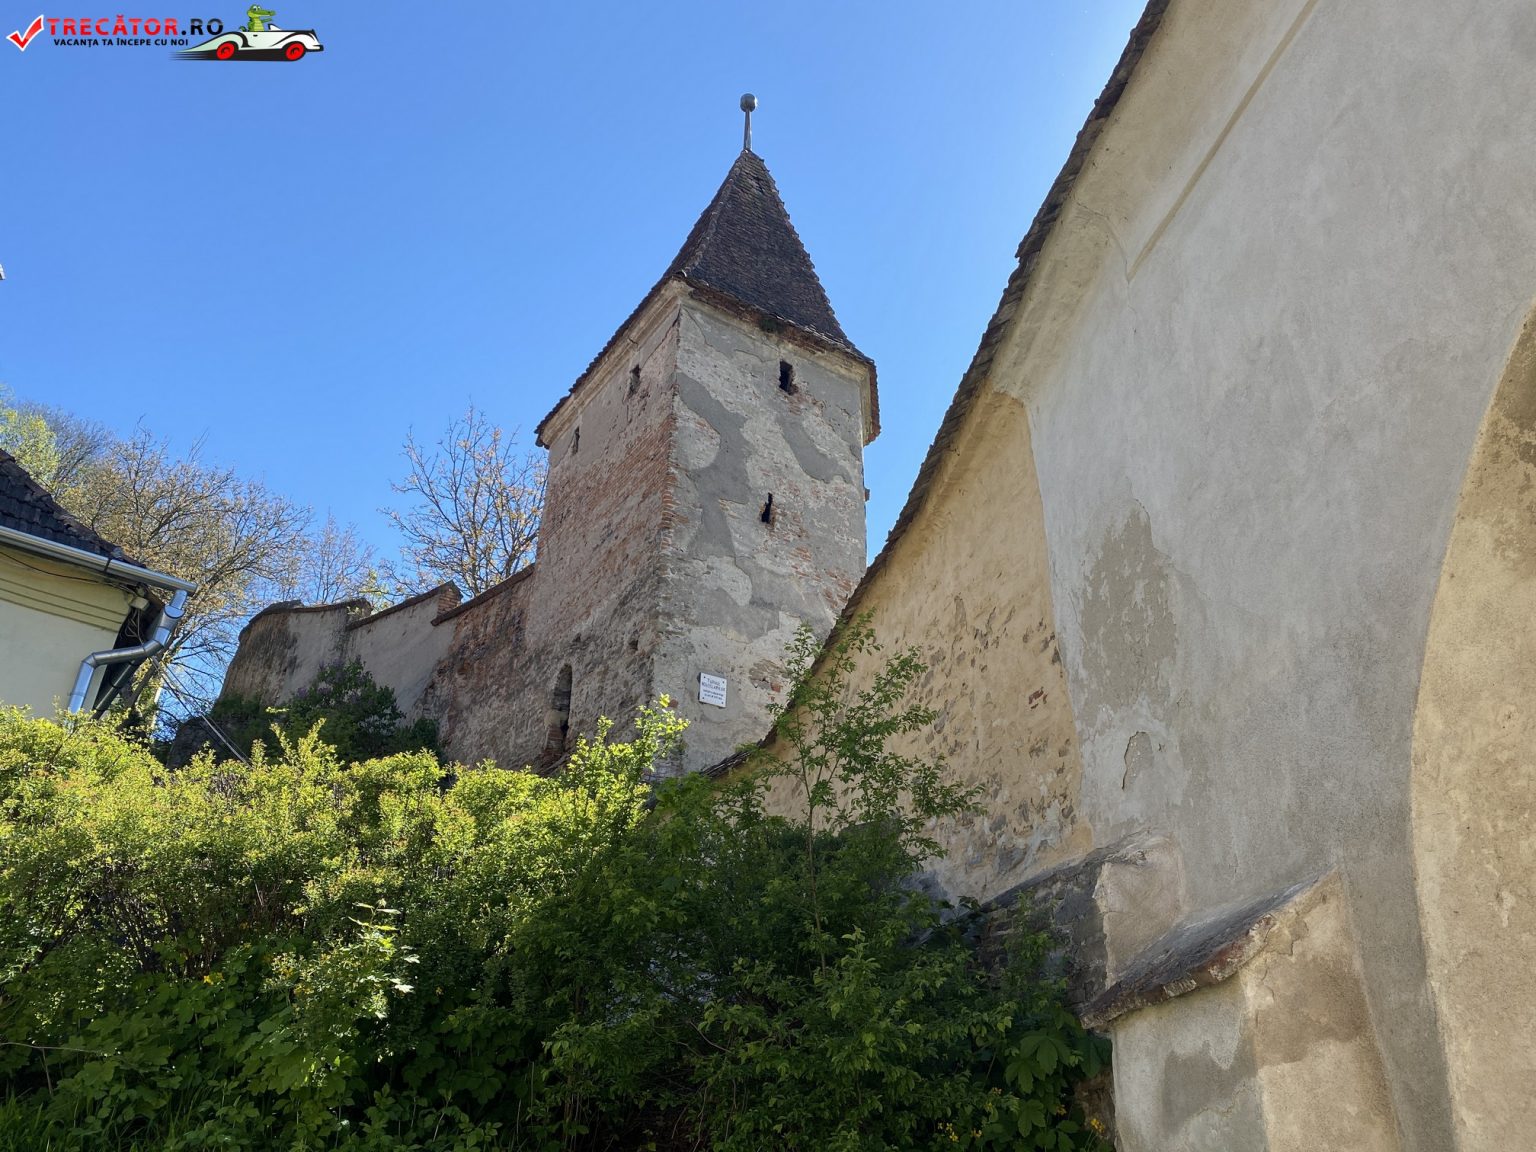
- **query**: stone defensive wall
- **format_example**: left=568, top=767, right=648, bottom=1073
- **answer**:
left=221, top=576, right=546, bottom=765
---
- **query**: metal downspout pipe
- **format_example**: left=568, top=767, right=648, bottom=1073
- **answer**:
left=67, top=588, right=190, bottom=714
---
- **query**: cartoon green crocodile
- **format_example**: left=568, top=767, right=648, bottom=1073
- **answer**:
left=244, top=5, right=277, bottom=32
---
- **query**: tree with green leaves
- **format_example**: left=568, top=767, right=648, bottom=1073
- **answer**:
left=0, top=404, right=58, bottom=487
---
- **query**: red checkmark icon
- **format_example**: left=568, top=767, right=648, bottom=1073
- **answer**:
left=7, top=14, right=44, bottom=51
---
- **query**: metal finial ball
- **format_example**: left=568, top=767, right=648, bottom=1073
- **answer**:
left=740, top=93, right=758, bottom=112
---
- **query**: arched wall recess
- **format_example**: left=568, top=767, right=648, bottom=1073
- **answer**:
left=1412, top=307, right=1536, bottom=1150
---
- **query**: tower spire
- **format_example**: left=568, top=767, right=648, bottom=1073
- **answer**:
left=740, top=92, right=757, bottom=152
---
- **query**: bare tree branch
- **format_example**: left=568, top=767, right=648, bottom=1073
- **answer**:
left=282, top=513, right=386, bottom=607
left=380, top=405, right=546, bottom=597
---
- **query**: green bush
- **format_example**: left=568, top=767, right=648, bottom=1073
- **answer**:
left=0, top=620, right=1108, bottom=1150
left=206, top=660, right=439, bottom=764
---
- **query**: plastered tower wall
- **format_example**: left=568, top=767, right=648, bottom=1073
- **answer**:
left=656, top=298, right=868, bottom=772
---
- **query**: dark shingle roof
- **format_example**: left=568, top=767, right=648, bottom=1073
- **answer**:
left=538, top=150, right=873, bottom=445
left=667, top=150, right=860, bottom=355
left=0, top=449, right=125, bottom=562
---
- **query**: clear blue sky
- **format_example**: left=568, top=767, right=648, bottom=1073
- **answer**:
left=0, top=1, right=1145, bottom=573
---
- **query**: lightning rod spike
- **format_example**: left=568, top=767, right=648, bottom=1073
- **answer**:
left=740, top=93, right=757, bottom=152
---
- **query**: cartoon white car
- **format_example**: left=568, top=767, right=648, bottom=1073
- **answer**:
left=181, top=24, right=323, bottom=61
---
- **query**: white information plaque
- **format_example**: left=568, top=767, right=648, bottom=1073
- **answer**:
left=698, top=672, right=728, bottom=708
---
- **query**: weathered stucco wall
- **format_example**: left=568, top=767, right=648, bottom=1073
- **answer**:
left=758, top=385, right=1089, bottom=900
left=344, top=585, right=461, bottom=723
left=748, top=0, right=1536, bottom=1147
left=1008, top=1, right=1536, bottom=1145
left=656, top=299, right=869, bottom=773
left=1109, top=877, right=1397, bottom=1152
left=221, top=601, right=358, bottom=705
left=1112, top=971, right=1262, bottom=1152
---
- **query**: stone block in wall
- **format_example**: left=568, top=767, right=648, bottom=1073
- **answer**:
left=1090, top=872, right=1400, bottom=1152
left=960, top=852, right=1399, bottom=1151
left=965, top=834, right=1186, bottom=1008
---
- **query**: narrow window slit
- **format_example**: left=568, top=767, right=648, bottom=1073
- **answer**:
left=544, top=664, right=573, bottom=760
left=629, top=366, right=641, bottom=395
left=760, top=494, right=775, bottom=525
left=572, top=427, right=580, bottom=455
left=778, top=360, right=796, bottom=394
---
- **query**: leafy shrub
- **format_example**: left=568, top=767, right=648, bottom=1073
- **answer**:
left=0, top=620, right=1108, bottom=1150
left=206, top=660, right=439, bottom=763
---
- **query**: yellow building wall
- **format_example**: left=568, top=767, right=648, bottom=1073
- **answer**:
left=0, top=543, right=134, bottom=714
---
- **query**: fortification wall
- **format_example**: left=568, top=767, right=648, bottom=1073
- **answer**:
left=344, top=585, right=461, bottom=722
left=420, top=570, right=539, bottom=767
left=1009, top=2, right=1536, bottom=1144
left=220, top=590, right=461, bottom=730
left=753, top=1, right=1536, bottom=1147
left=221, top=601, right=360, bottom=705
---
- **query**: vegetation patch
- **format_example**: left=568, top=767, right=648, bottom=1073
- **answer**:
left=0, top=622, right=1107, bottom=1150
left=203, top=660, right=439, bottom=765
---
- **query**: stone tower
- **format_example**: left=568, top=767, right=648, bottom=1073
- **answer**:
left=219, top=142, right=875, bottom=776
left=526, top=146, right=878, bottom=774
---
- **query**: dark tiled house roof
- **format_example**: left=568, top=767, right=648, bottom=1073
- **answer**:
left=538, top=149, right=874, bottom=445
left=0, top=449, right=126, bottom=562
